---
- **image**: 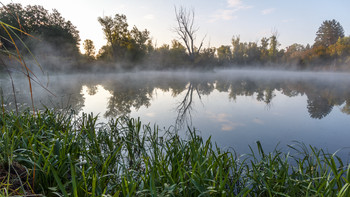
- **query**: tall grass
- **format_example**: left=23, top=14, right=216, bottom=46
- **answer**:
left=0, top=108, right=349, bottom=196
left=0, top=4, right=52, bottom=115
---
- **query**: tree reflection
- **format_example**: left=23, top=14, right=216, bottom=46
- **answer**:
left=307, top=95, right=333, bottom=119
left=103, top=80, right=152, bottom=118
left=3, top=72, right=350, bottom=122
left=176, top=82, right=201, bottom=128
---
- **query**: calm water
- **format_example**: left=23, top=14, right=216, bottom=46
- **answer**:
left=2, top=69, right=350, bottom=158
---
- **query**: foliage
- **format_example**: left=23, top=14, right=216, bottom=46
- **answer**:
left=0, top=109, right=350, bottom=196
left=268, top=33, right=280, bottom=62
left=0, top=5, right=52, bottom=114
left=83, top=39, right=96, bottom=60
left=314, top=19, right=344, bottom=47
left=97, top=14, right=150, bottom=65
left=0, top=3, right=80, bottom=58
left=1, top=2, right=350, bottom=71
left=217, top=45, right=232, bottom=65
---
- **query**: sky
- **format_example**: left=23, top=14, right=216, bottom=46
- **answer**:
left=2, top=0, right=350, bottom=53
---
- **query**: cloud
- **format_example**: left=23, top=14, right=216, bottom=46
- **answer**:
left=227, top=0, right=252, bottom=9
left=209, top=0, right=251, bottom=22
left=143, top=14, right=155, bottom=20
left=207, top=112, right=245, bottom=131
left=227, top=0, right=242, bottom=8
left=261, top=8, right=275, bottom=15
left=221, top=122, right=245, bottom=131
left=210, top=9, right=238, bottom=22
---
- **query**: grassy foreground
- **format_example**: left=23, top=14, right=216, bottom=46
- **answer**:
left=0, top=109, right=349, bottom=196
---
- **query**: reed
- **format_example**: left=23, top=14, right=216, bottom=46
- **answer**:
left=1, top=5, right=51, bottom=115
left=0, top=108, right=349, bottom=196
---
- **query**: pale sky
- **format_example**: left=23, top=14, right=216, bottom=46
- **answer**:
left=2, top=0, right=350, bottom=52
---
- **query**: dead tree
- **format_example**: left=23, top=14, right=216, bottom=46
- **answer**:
left=174, top=6, right=205, bottom=62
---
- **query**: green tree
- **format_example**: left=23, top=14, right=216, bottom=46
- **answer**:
left=83, top=39, right=96, bottom=60
left=0, top=3, right=80, bottom=58
left=127, top=26, right=150, bottom=62
left=268, top=33, right=280, bottom=62
left=329, top=37, right=350, bottom=58
left=314, top=19, right=344, bottom=47
left=97, top=14, right=150, bottom=64
left=260, top=37, right=269, bottom=63
left=169, top=39, right=187, bottom=66
left=217, top=45, right=232, bottom=64
left=232, top=35, right=244, bottom=64
left=98, top=14, right=129, bottom=61
left=195, top=47, right=216, bottom=67
left=245, top=42, right=260, bottom=64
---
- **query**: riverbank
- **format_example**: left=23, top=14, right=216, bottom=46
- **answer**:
left=0, top=109, right=349, bottom=196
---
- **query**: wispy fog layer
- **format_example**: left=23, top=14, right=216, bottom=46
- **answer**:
left=2, top=69, right=350, bottom=115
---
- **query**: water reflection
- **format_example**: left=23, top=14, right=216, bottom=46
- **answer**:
left=3, top=70, right=350, bottom=157
left=2, top=70, right=350, bottom=122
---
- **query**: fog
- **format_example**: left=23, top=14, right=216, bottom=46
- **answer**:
left=2, top=68, right=350, bottom=116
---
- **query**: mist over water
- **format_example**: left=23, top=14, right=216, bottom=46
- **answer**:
left=2, top=69, right=350, bottom=159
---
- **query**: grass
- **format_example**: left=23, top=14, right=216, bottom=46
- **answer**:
left=1, top=8, right=51, bottom=115
left=0, top=108, right=349, bottom=196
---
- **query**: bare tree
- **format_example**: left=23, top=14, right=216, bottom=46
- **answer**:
left=174, top=6, right=205, bottom=62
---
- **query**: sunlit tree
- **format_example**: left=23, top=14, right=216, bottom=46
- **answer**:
left=83, top=39, right=96, bottom=60
left=329, top=37, right=350, bottom=59
left=97, top=14, right=150, bottom=64
left=217, top=45, right=232, bottom=64
left=260, top=37, right=269, bottom=63
left=268, top=32, right=280, bottom=62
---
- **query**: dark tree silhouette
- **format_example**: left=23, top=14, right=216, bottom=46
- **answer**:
left=314, top=19, right=344, bottom=47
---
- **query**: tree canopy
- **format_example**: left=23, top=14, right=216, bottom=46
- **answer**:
left=97, top=14, right=150, bottom=64
left=83, top=39, right=96, bottom=60
left=1, top=3, right=350, bottom=72
left=0, top=3, right=80, bottom=58
left=314, top=19, right=344, bottom=47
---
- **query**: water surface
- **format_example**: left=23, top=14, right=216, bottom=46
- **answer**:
left=2, top=69, right=350, bottom=158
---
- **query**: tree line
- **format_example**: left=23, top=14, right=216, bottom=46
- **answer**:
left=1, top=3, right=350, bottom=72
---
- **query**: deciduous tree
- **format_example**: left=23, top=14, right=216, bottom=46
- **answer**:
left=83, top=39, right=96, bottom=60
left=217, top=45, right=232, bottom=64
left=98, top=14, right=150, bottom=63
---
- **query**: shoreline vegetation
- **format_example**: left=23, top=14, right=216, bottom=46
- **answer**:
left=1, top=2, right=350, bottom=196
left=0, top=3, right=350, bottom=73
left=0, top=109, right=349, bottom=196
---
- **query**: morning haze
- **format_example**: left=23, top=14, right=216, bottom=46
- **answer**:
left=1, top=1, right=350, bottom=196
